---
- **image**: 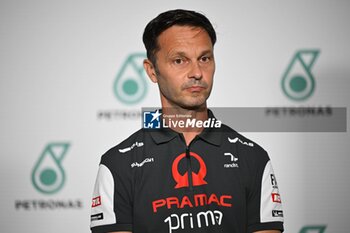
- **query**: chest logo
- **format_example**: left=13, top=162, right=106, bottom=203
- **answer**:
left=172, top=152, right=207, bottom=189
left=224, top=152, right=239, bottom=168
left=228, top=137, right=254, bottom=147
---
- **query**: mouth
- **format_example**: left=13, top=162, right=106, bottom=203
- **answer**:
left=186, top=86, right=206, bottom=92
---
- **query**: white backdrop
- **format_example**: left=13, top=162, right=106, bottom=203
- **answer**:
left=1, top=0, right=349, bottom=232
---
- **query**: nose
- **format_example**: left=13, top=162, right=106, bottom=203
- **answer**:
left=188, top=61, right=202, bottom=80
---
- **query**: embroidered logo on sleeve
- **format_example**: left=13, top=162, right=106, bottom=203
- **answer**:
left=272, top=210, right=284, bottom=218
left=91, top=213, right=104, bottom=221
left=92, top=196, right=101, bottom=208
left=271, top=193, right=282, bottom=203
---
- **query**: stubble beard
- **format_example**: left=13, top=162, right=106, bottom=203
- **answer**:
left=155, top=66, right=213, bottom=111
left=159, top=84, right=212, bottom=111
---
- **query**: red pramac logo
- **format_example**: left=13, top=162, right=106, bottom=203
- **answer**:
left=172, top=152, right=207, bottom=189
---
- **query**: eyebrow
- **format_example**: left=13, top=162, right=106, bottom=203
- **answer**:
left=169, top=50, right=213, bottom=58
left=199, top=50, right=214, bottom=57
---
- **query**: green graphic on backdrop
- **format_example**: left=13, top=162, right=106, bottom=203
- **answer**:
left=31, top=143, right=70, bottom=194
left=299, top=225, right=327, bottom=233
left=114, top=53, right=148, bottom=104
left=281, top=50, right=320, bottom=101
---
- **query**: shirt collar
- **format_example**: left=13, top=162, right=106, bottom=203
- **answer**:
left=148, top=127, right=178, bottom=144
left=148, top=109, right=222, bottom=146
left=197, top=109, right=222, bottom=146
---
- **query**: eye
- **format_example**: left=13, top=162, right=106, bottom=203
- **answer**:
left=200, top=56, right=211, bottom=63
left=174, top=58, right=183, bottom=65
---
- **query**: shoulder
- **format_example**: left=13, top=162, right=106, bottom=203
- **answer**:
left=220, top=123, right=270, bottom=163
left=100, top=128, right=147, bottom=168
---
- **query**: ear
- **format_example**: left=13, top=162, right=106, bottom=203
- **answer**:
left=143, top=59, right=158, bottom=83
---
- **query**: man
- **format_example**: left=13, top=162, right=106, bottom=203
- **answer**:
left=90, top=9, right=284, bottom=233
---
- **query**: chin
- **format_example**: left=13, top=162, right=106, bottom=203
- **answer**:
left=180, top=100, right=207, bottom=110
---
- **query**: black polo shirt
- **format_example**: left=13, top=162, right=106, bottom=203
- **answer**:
left=90, top=112, right=284, bottom=233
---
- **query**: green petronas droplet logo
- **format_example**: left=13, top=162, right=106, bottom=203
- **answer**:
left=299, top=225, right=327, bottom=233
left=114, top=53, right=148, bottom=104
left=281, top=50, right=320, bottom=101
left=31, top=143, right=70, bottom=194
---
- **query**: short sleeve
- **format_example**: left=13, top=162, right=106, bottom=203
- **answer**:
left=90, top=163, right=133, bottom=233
left=247, top=155, right=284, bottom=232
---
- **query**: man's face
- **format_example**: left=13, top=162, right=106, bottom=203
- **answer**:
left=144, top=25, right=215, bottom=110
